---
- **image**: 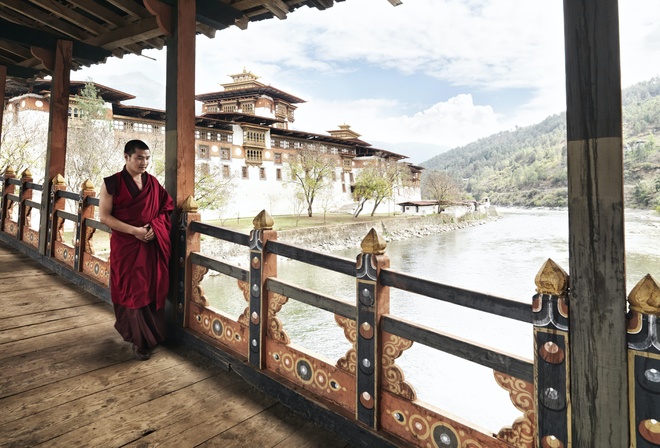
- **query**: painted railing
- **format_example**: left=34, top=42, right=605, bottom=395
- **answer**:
left=2, top=167, right=660, bottom=447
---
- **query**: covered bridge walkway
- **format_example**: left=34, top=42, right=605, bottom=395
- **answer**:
left=0, top=243, right=349, bottom=448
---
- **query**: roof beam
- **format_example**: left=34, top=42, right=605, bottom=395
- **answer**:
left=386, top=0, right=403, bottom=5
left=83, top=16, right=162, bottom=48
left=28, top=0, right=109, bottom=35
left=263, top=0, right=288, bottom=19
left=2, top=0, right=88, bottom=40
left=0, top=18, right=112, bottom=63
left=307, top=0, right=333, bottom=9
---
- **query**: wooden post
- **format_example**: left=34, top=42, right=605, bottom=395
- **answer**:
left=164, top=0, right=195, bottom=321
left=532, top=259, right=570, bottom=447
left=75, top=179, right=96, bottom=272
left=18, top=168, right=33, bottom=243
left=39, top=40, right=72, bottom=255
left=563, top=0, right=628, bottom=446
left=46, top=174, right=67, bottom=257
left=627, top=274, right=660, bottom=446
left=248, top=210, right=277, bottom=369
left=180, top=195, right=201, bottom=327
left=0, top=65, right=6, bottom=154
left=0, top=166, right=15, bottom=233
left=355, top=228, right=389, bottom=428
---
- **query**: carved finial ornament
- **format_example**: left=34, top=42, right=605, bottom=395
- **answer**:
left=52, top=174, right=66, bottom=186
left=81, top=179, right=95, bottom=191
left=21, top=168, right=32, bottom=178
left=361, top=228, right=386, bottom=255
left=181, top=195, right=199, bottom=213
left=534, top=258, right=569, bottom=295
left=629, top=274, right=660, bottom=315
left=4, top=166, right=15, bottom=176
left=253, top=210, right=274, bottom=230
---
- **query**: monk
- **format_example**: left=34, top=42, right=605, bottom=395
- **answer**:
left=99, top=139, right=173, bottom=360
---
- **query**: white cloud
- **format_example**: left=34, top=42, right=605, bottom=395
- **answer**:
left=76, top=0, right=660, bottom=149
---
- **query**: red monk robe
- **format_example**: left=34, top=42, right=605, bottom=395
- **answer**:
left=105, top=168, right=173, bottom=354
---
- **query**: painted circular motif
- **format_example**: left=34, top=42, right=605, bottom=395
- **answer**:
left=540, top=387, right=565, bottom=411
left=392, top=411, right=406, bottom=425
left=409, top=414, right=430, bottom=439
left=212, top=319, right=223, bottom=336
left=282, top=353, right=295, bottom=372
left=94, top=263, right=100, bottom=275
left=314, top=369, right=328, bottom=389
left=296, top=359, right=313, bottom=383
left=431, top=423, right=459, bottom=448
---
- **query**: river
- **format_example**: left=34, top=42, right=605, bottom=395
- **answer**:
left=201, top=207, right=660, bottom=434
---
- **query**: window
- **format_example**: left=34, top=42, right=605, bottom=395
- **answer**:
left=349, top=173, right=354, bottom=183
left=200, top=163, right=210, bottom=175
left=274, top=152, right=282, bottom=164
left=242, top=166, right=248, bottom=179
left=342, top=183, right=346, bottom=193
left=222, top=165, right=230, bottom=178
left=198, top=145, right=209, bottom=159
left=220, top=148, right=231, bottom=160
left=276, top=168, right=282, bottom=181
left=259, top=167, right=266, bottom=180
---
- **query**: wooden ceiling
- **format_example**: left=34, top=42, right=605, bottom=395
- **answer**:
left=1, top=0, right=400, bottom=95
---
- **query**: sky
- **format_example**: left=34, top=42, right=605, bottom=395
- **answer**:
left=77, top=0, right=660, bottom=164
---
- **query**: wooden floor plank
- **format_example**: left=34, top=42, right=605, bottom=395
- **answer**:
left=0, top=347, right=213, bottom=426
left=0, top=302, right=111, bottom=337
left=0, top=353, right=224, bottom=447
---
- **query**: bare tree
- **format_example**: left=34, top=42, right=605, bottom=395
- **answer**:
left=194, top=163, right=235, bottom=217
left=288, top=146, right=334, bottom=217
left=422, top=170, right=462, bottom=203
left=65, top=81, right=123, bottom=191
left=1, top=107, right=48, bottom=181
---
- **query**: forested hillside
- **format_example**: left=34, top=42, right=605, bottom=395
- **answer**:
left=422, top=77, right=660, bottom=209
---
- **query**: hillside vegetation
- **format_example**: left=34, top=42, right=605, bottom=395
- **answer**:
left=422, top=77, right=660, bottom=209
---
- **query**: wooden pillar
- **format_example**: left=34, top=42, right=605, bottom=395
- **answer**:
left=355, top=228, right=390, bottom=428
left=75, top=179, right=96, bottom=272
left=563, top=0, right=628, bottom=446
left=248, top=210, right=277, bottom=369
left=0, top=65, right=6, bottom=154
left=39, top=40, right=72, bottom=254
left=165, top=0, right=196, bottom=321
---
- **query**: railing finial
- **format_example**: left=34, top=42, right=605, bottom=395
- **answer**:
left=361, top=228, right=386, bottom=255
left=21, top=168, right=32, bottom=179
left=628, top=274, right=660, bottom=315
left=52, top=174, right=66, bottom=186
left=253, top=210, right=274, bottom=230
left=534, top=258, right=569, bottom=295
left=4, top=166, right=15, bottom=176
left=181, top=195, right=199, bottom=213
left=81, top=179, right=95, bottom=191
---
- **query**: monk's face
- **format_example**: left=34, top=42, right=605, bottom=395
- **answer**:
left=125, top=149, right=151, bottom=176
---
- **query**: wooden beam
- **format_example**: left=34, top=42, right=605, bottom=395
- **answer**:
left=0, top=39, right=33, bottom=60
left=563, top=0, right=628, bottom=447
left=262, top=0, right=288, bottom=20
left=83, top=16, right=163, bottom=48
left=28, top=0, right=109, bottom=35
left=144, top=0, right=173, bottom=36
left=39, top=40, right=72, bottom=254
left=1, top=0, right=89, bottom=40
left=0, top=65, right=5, bottom=156
left=4, top=64, right=42, bottom=79
left=31, top=47, right=54, bottom=71
left=193, top=0, right=243, bottom=31
left=164, top=0, right=196, bottom=319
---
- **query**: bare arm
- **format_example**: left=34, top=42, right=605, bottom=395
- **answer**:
left=99, top=182, right=151, bottom=241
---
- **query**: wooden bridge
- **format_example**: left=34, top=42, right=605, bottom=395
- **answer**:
left=0, top=0, right=651, bottom=446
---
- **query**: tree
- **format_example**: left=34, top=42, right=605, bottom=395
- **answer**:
left=65, top=80, right=123, bottom=192
left=422, top=170, right=462, bottom=203
left=194, top=163, right=235, bottom=217
left=288, top=146, right=334, bottom=217
left=353, top=161, right=408, bottom=218
left=1, top=109, right=48, bottom=181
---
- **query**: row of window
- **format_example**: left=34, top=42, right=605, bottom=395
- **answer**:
left=271, top=139, right=355, bottom=156
left=195, top=130, right=233, bottom=143
left=113, top=121, right=165, bottom=133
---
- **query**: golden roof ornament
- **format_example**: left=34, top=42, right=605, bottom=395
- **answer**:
left=629, top=274, right=660, bottom=315
left=4, top=166, right=15, bottom=176
left=21, top=168, right=32, bottom=178
left=534, top=258, right=569, bottom=295
left=253, top=210, right=274, bottom=230
left=361, top=228, right=386, bottom=255
left=181, top=195, right=199, bottom=213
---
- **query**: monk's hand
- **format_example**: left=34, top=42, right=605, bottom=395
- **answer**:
left=143, top=225, right=155, bottom=242
left=134, top=226, right=151, bottom=242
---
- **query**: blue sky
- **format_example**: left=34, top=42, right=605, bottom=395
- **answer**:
left=77, top=0, right=660, bottom=163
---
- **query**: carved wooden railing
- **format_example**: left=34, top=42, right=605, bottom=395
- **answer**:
left=182, top=207, right=538, bottom=447
left=0, top=168, right=111, bottom=290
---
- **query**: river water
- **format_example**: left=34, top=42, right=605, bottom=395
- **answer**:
left=202, top=208, right=660, bottom=433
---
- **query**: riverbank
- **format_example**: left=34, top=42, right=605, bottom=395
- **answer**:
left=199, top=208, right=500, bottom=263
